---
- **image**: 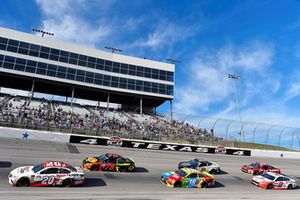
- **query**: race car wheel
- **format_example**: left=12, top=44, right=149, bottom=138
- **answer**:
left=266, top=184, right=274, bottom=189
left=253, top=171, right=258, bottom=175
left=62, top=179, right=72, bottom=187
left=288, top=184, right=292, bottom=190
left=128, top=164, right=135, bottom=172
left=174, top=181, right=182, bottom=188
left=90, top=165, right=98, bottom=171
left=201, top=181, right=207, bottom=188
left=16, top=177, right=30, bottom=187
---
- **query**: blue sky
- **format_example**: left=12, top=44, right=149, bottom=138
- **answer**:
left=2, top=0, right=300, bottom=147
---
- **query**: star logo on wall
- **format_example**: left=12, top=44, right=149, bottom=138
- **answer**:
left=22, top=132, right=29, bottom=139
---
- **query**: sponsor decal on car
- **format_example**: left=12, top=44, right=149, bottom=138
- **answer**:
left=215, top=146, right=226, bottom=154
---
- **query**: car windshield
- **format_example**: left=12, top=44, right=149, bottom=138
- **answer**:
left=32, top=164, right=44, bottom=173
left=175, top=170, right=187, bottom=177
left=98, top=155, right=107, bottom=162
left=250, top=163, right=260, bottom=168
left=189, top=160, right=199, bottom=166
left=261, top=174, right=276, bottom=181
left=67, top=164, right=77, bottom=172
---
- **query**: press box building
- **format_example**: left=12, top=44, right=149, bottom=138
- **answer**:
left=0, top=27, right=175, bottom=114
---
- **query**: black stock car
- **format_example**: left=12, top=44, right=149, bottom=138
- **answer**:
left=82, top=153, right=135, bottom=172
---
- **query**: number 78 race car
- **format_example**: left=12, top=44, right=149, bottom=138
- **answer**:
left=251, top=172, right=297, bottom=190
left=8, top=161, right=85, bottom=187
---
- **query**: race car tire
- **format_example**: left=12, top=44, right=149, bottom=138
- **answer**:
left=266, top=184, right=274, bottom=189
left=253, top=171, right=258, bottom=175
left=201, top=181, right=207, bottom=188
left=174, top=181, right=182, bottom=188
left=62, top=179, right=72, bottom=187
left=287, top=184, right=292, bottom=190
left=16, top=177, right=30, bottom=187
left=128, top=164, right=135, bottom=172
left=90, top=165, right=98, bottom=171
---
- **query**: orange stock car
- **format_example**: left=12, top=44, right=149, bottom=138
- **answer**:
left=82, top=153, right=135, bottom=172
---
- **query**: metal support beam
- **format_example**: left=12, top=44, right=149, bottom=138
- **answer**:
left=140, top=97, right=143, bottom=114
left=170, top=100, right=173, bottom=122
left=107, top=92, right=110, bottom=111
left=70, top=87, right=75, bottom=133
left=27, top=80, right=35, bottom=106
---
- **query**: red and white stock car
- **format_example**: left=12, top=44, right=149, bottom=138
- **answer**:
left=251, top=172, right=297, bottom=190
left=8, top=161, right=85, bottom=187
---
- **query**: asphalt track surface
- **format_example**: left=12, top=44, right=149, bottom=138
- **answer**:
left=0, top=137, right=300, bottom=200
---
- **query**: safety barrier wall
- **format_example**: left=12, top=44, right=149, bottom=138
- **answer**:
left=251, top=149, right=300, bottom=159
left=0, top=126, right=70, bottom=143
left=69, top=134, right=251, bottom=156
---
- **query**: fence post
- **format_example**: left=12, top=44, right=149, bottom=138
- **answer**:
left=291, top=128, right=300, bottom=150
left=225, top=120, right=234, bottom=140
left=211, top=118, right=223, bottom=137
left=278, top=127, right=288, bottom=147
left=253, top=123, right=263, bottom=144
left=266, top=125, right=277, bottom=150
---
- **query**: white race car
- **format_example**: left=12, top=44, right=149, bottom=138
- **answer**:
left=251, top=172, right=297, bottom=190
left=8, top=161, right=85, bottom=187
left=178, top=159, right=221, bottom=174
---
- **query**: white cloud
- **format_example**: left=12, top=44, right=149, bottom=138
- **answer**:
left=174, top=41, right=275, bottom=114
left=35, top=0, right=112, bottom=47
left=132, top=23, right=193, bottom=49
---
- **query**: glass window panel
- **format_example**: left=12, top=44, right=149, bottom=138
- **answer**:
left=47, top=70, right=56, bottom=77
left=167, top=71, right=174, bottom=82
left=0, top=54, right=4, bottom=61
left=105, top=60, right=112, bottom=66
left=95, top=74, right=103, bottom=80
left=159, top=71, right=166, bottom=80
left=85, top=77, right=93, bottom=83
left=60, top=51, right=69, bottom=57
left=4, top=56, right=15, bottom=63
left=36, top=68, right=46, bottom=75
left=0, top=37, right=8, bottom=44
left=69, top=58, right=78, bottom=65
left=103, top=75, right=111, bottom=86
left=86, top=71, right=94, bottom=78
left=79, top=55, right=87, bottom=61
left=87, top=62, right=95, bottom=68
left=8, top=39, right=19, bottom=46
left=16, top=58, right=26, bottom=65
left=96, top=63, right=104, bottom=70
left=37, top=62, right=47, bottom=69
left=40, top=46, right=50, bottom=53
left=25, top=66, right=36, bottom=73
left=159, top=84, right=166, bottom=94
left=119, top=78, right=127, bottom=89
left=48, top=64, right=57, bottom=71
left=96, top=58, right=104, bottom=64
left=120, top=64, right=128, bottom=74
left=112, top=66, right=120, bottom=73
left=0, top=43, right=7, bottom=50
left=29, top=50, right=39, bottom=57
left=15, top=64, right=25, bottom=72
left=66, top=74, right=75, bottom=80
left=70, top=53, right=79, bottom=59
left=104, top=65, right=112, bottom=72
left=6, top=45, right=18, bottom=53
left=76, top=76, right=84, bottom=82
left=136, top=66, right=143, bottom=77
left=128, top=65, right=136, bottom=76
left=49, top=54, right=59, bottom=61
left=19, top=42, right=29, bottom=49
left=39, top=52, right=49, bottom=59
left=27, top=60, right=37, bottom=67
left=50, top=48, right=60, bottom=55
left=78, top=60, right=87, bottom=67
left=77, top=70, right=85, bottom=76
left=56, top=72, right=66, bottom=79
left=144, top=81, right=151, bottom=92
left=88, top=56, right=96, bottom=63
left=57, top=66, right=66, bottom=73
left=95, top=79, right=102, bottom=85
left=136, top=80, right=143, bottom=91
left=0, top=61, right=2, bottom=68
left=59, top=56, right=68, bottom=63
left=18, top=48, right=29, bottom=55
left=3, top=62, right=14, bottom=69
left=30, top=44, right=40, bottom=51
left=67, top=68, right=76, bottom=74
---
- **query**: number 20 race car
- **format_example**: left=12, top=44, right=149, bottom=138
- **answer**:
left=8, top=161, right=85, bottom=187
left=160, top=168, right=215, bottom=188
left=82, top=153, right=135, bottom=172
left=251, top=172, right=297, bottom=190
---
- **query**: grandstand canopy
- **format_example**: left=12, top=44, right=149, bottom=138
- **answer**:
left=0, top=27, right=175, bottom=110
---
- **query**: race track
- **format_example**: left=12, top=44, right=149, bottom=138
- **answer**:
left=0, top=137, right=300, bottom=200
